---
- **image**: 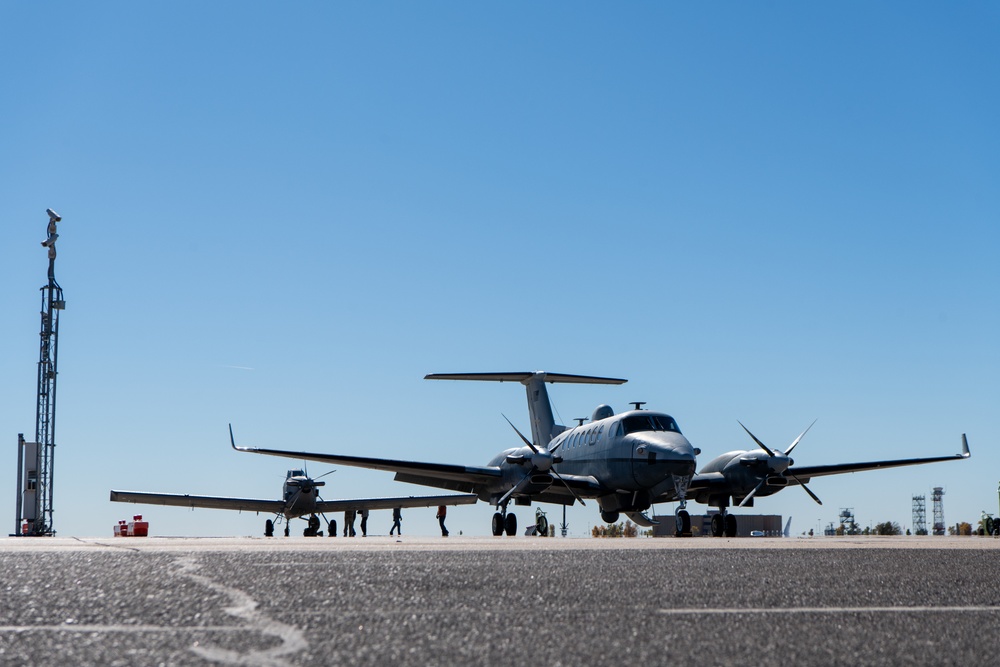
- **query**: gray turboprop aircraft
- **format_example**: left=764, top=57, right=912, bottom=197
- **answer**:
left=658, top=422, right=971, bottom=537
left=231, top=372, right=703, bottom=536
left=111, top=443, right=478, bottom=536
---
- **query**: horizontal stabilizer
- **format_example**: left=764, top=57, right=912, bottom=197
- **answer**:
left=425, top=372, right=627, bottom=385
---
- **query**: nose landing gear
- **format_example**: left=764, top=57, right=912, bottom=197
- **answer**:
left=675, top=508, right=691, bottom=537
left=673, top=473, right=693, bottom=537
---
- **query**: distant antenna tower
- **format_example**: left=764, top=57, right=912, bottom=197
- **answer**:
left=912, top=494, right=927, bottom=535
left=932, top=487, right=946, bottom=536
left=13, top=209, right=65, bottom=536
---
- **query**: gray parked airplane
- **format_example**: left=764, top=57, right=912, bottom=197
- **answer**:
left=231, top=371, right=704, bottom=536
left=667, top=422, right=971, bottom=537
left=110, top=461, right=477, bottom=536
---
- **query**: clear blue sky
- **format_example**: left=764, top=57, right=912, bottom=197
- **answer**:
left=2, top=3, right=997, bottom=538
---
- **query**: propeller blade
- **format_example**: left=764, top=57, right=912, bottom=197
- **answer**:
left=551, top=470, right=586, bottom=507
left=496, top=470, right=533, bottom=507
left=502, top=413, right=539, bottom=453
left=738, top=477, right=768, bottom=507
left=286, top=487, right=303, bottom=510
left=784, top=419, right=817, bottom=456
left=738, top=421, right=776, bottom=457
left=314, top=469, right=337, bottom=481
left=788, top=472, right=823, bottom=505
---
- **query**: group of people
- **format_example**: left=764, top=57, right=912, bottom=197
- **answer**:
left=339, top=505, right=449, bottom=537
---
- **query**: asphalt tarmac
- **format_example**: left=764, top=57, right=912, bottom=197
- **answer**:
left=1, top=536, right=998, bottom=666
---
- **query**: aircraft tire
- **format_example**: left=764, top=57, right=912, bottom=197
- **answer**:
left=265, top=519, right=274, bottom=538
left=328, top=519, right=337, bottom=536
left=675, top=510, right=691, bottom=537
left=504, top=513, right=517, bottom=537
left=536, top=515, right=549, bottom=537
left=284, top=524, right=290, bottom=537
left=711, top=514, right=724, bottom=537
left=724, top=514, right=738, bottom=538
left=492, top=513, right=504, bottom=536
left=600, top=511, right=620, bottom=524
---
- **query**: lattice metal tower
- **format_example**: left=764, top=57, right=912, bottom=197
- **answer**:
left=839, top=507, right=858, bottom=535
left=14, top=209, right=65, bottom=536
left=912, top=494, right=927, bottom=535
left=932, top=487, right=945, bottom=536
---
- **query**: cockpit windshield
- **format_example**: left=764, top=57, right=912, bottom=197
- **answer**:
left=621, top=414, right=680, bottom=435
left=287, top=470, right=305, bottom=478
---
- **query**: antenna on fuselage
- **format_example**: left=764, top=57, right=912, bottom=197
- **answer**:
left=630, top=402, right=646, bottom=411
left=574, top=418, right=587, bottom=426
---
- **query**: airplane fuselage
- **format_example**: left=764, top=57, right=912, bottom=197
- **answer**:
left=489, top=409, right=698, bottom=516
left=282, top=470, right=323, bottom=519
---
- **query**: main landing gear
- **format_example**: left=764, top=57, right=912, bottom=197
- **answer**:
left=710, top=511, right=738, bottom=537
left=492, top=504, right=518, bottom=536
left=266, top=515, right=328, bottom=537
left=263, top=517, right=289, bottom=537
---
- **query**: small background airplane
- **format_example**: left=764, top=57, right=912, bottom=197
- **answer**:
left=111, top=433, right=477, bottom=536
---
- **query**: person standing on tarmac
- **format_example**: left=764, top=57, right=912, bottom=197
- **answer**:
left=344, top=509, right=357, bottom=537
left=359, top=509, right=369, bottom=537
left=390, top=507, right=402, bottom=536
left=436, top=505, right=449, bottom=537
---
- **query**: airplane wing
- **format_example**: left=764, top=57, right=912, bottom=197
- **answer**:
left=110, top=490, right=286, bottom=514
left=315, top=493, right=478, bottom=513
left=230, top=428, right=501, bottom=494
left=110, top=490, right=479, bottom=515
left=654, top=434, right=971, bottom=504
left=785, top=433, right=970, bottom=482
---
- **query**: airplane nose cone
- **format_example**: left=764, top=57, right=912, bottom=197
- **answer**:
left=634, top=436, right=698, bottom=479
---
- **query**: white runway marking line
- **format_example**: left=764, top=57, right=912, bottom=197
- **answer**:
left=658, top=605, right=1000, bottom=615
left=173, top=555, right=309, bottom=666
left=0, top=624, right=248, bottom=633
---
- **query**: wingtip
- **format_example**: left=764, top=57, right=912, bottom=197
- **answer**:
left=961, top=433, right=970, bottom=458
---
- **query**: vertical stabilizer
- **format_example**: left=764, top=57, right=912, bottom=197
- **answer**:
left=425, top=371, right=627, bottom=447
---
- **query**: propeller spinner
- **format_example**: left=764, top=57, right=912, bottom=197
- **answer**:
left=737, top=420, right=821, bottom=507
left=500, top=414, right=586, bottom=507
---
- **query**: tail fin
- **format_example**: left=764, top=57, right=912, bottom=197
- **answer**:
left=425, top=372, right=627, bottom=447
left=784, top=516, right=792, bottom=537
